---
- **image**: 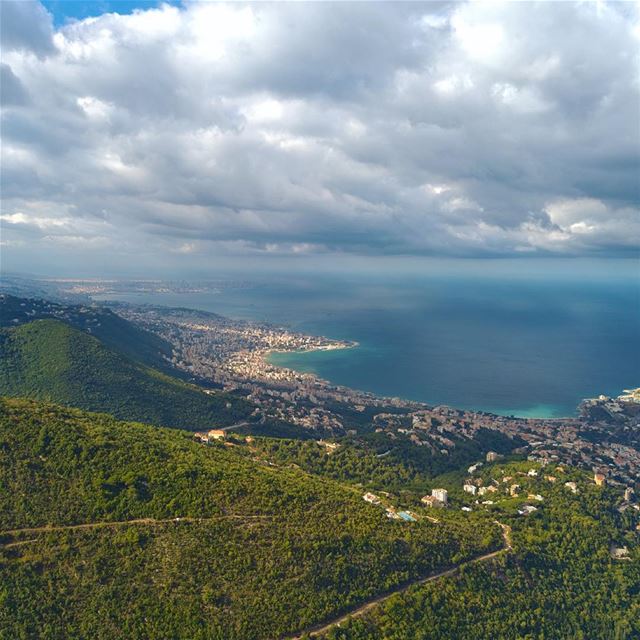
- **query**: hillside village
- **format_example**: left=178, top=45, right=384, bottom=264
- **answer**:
left=191, top=426, right=639, bottom=540
left=359, top=457, right=639, bottom=525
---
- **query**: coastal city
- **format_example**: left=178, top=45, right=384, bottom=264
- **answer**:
left=113, top=302, right=640, bottom=486
left=1, top=287, right=638, bottom=486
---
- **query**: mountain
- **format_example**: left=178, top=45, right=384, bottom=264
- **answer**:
left=0, top=293, right=175, bottom=374
left=0, top=398, right=498, bottom=640
left=241, top=438, right=640, bottom=640
left=0, top=319, right=252, bottom=430
left=1, top=399, right=638, bottom=639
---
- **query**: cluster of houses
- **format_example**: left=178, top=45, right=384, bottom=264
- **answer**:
left=457, top=463, right=634, bottom=516
left=363, top=459, right=638, bottom=532
left=361, top=452, right=639, bottom=545
left=417, top=459, right=551, bottom=516
left=462, top=462, right=543, bottom=503
left=193, top=429, right=227, bottom=443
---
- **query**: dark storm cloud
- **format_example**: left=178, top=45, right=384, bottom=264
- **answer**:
left=1, top=1, right=638, bottom=268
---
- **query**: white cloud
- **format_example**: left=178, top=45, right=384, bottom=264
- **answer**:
left=170, top=241, right=199, bottom=254
left=77, top=96, right=112, bottom=120
left=1, top=1, right=638, bottom=271
left=545, top=198, right=609, bottom=227
left=1, top=212, right=69, bottom=229
left=544, top=198, right=640, bottom=248
left=242, top=98, right=285, bottom=123
left=492, top=83, right=549, bottom=113
left=433, top=74, right=474, bottom=94
left=452, top=15, right=504, bottom=60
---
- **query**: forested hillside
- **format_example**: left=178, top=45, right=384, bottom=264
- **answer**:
left=0, top=320, right=251, bottom=430
left=2, top=399, right=638, bottom=639
left=321, top=468, right=640, bottom=640
left=0, top=398, right=499, bottom=640
left=0, top=294, right=174, bottom=374
left=241, top=430, right=520, bottom=494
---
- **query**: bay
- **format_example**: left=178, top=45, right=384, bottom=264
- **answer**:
left=95, top=271, right=640, bottom=418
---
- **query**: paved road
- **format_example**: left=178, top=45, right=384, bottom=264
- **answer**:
left=283, top=521, right=512, bottom=640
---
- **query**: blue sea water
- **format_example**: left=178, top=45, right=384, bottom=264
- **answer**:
left=96, top=270, right=640, bottom=418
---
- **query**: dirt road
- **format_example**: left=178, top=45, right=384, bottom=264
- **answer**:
left=283, top=521, right=512, bottom=640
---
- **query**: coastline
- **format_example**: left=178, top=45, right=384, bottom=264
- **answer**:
left=258, top=340, right=369, bottom=392
left=7, top=289, right=639, bottom=482
left=264, top=339, right=359, bottom=361
left=85, top=278, right=640, bottom=422
left=92, top=293, right=627, bottom=420
left=264, top=344, right=567, bottom=420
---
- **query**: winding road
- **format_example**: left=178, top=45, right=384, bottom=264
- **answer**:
left=1, top=515, right=512, bottom=640
left=282, top=521, right=512, bottom=640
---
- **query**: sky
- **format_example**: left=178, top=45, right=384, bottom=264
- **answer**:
left=1, top=0, right=639, bottom=277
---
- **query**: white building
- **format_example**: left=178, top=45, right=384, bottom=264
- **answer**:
left=463, top=484, right=477, bottom=495
left=431, top=488, right=448, bottom=505
left=518, top=505, right=538, bottom=516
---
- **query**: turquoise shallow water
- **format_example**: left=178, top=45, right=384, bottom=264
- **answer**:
left=96, top=271, right=640, bottom=419
left=267, top=349, right=593, bottom=419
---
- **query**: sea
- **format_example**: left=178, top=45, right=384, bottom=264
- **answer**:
left=95, top=267, right=640, bottom=419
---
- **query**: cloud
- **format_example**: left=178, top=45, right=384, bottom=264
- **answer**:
left=1, top=1, right=638, bottom=272
left=0, top=1, right=55, bottom=57
left=0, top=64, right=30, bottom=106
left=0, top=211, right=69, bottom=229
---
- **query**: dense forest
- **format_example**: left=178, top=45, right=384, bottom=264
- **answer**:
left=321, top=469, right=640, bottom=640
left=0, top=398, right=500, bottom=640
left=241, top=429, right=520, bottom=494
left=0, top=320, right=252, bottom=430
left=0, top=294, right=174, bottom=374
left=1, top=399, right=638, bottom=639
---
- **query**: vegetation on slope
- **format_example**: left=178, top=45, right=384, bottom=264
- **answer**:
left=321, top=463, right=640, bottom=640
left=0, top=398, right=500, bottom=640
left=239, top=428, right=520, bottom=494
left=0, top=294, right=174, bottom=374
left=0, top=320, right=251, bottom=429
